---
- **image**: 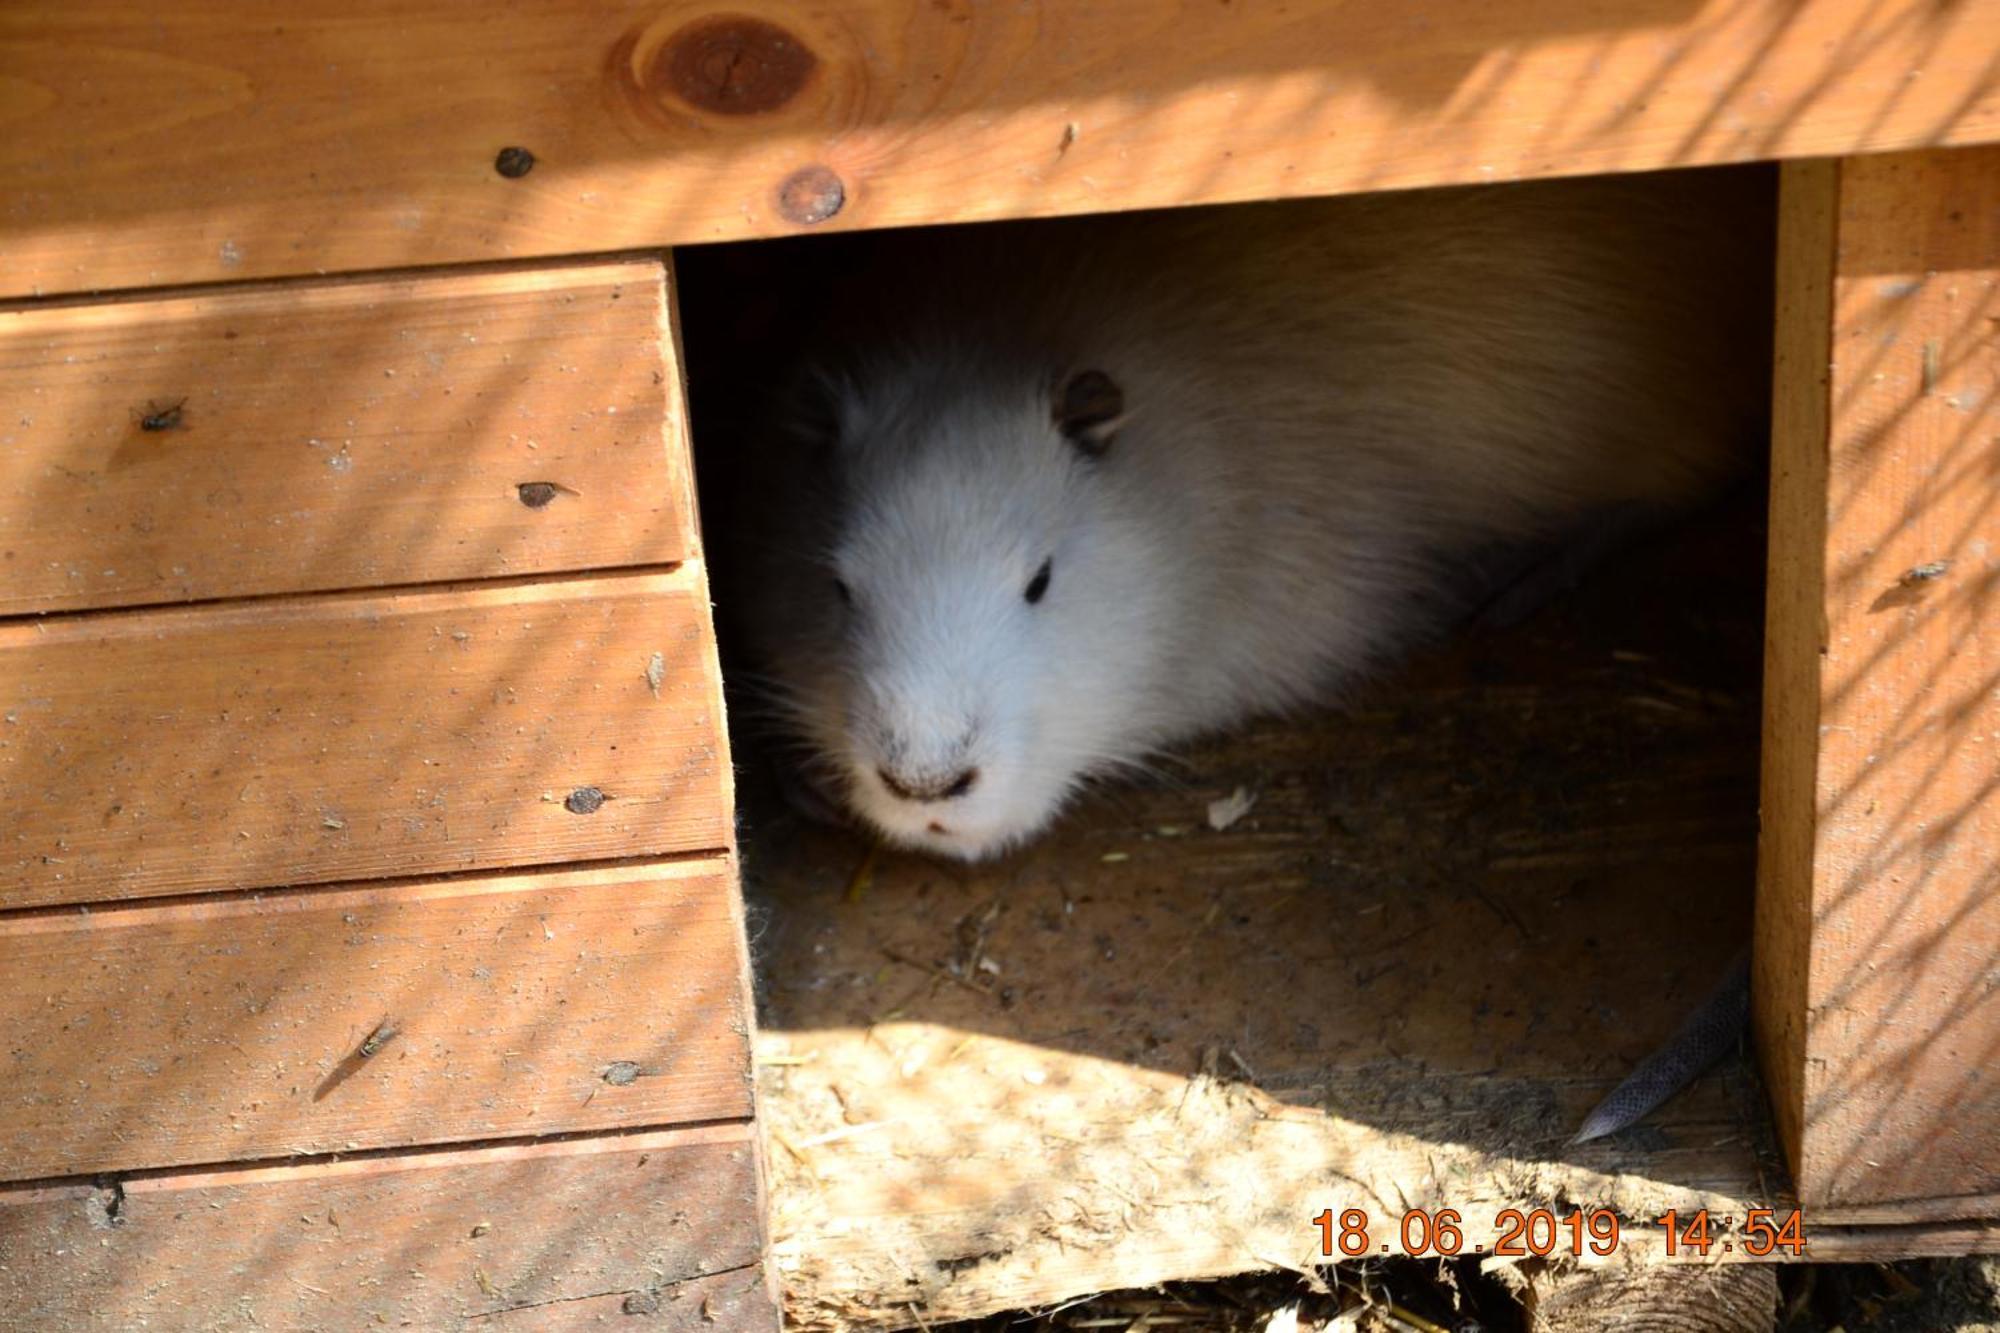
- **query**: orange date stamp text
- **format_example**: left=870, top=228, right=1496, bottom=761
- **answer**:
left=1311, top=1206, right=1807, bottom=1258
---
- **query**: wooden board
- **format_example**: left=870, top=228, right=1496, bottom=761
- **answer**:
left=0, top=859, right=751, bottom=1180
left=3, top=0, right=1998, bottom=296
left=0, top=568, right=729, bottom=908
left=1756, top=145, right=2000, bottom=1210
left=1757, top=157, right=1840, bottom=1194
left=0, top=1125, right=778, bottom=1330
left=0, top=260, right=690, bottom=616
left=743, top=498, right=1840, bottom=1330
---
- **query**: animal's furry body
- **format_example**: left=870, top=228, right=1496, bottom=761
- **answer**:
left=727, top=167, right=1775, bottom=860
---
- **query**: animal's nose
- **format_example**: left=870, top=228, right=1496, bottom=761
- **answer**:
left=877, top=764, right=980, bottom=803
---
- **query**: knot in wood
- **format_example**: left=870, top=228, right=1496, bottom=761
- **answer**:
left=493, top=146, right=536, bottom=179
left=657, top=16, right=817, bottom=115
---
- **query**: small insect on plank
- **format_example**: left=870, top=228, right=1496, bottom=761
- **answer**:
left=357, top=1016, right=400, bottom=1058
left=138, top=398, right=188, bottom=432
left=311, top=1014, right=401, bottom=1102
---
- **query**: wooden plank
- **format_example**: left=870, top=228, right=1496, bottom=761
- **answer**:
left=0, top=1126, right=779, bottom=1330
left=0, top=261, right=691, bottom=615
left=2, top=0, right=1997, bottom=296
left=1805, top=1220, right=2000, bottom=1262
left=1755, top=157, right=1839, bottom=1201
left=0, top=860, right=752, bottom=1179
left=1757, top=145, right=2000, bottom=1209
left=1816, top=1191, right=2000, bottom=1227
left=0, top=568, right=729, bottom=908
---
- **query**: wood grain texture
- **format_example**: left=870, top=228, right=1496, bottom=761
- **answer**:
left=1758, top=145, right=2000, bottom=1209
left=0, top=1126, right=778, bottom=1330
left=0, top=261, right=690, bottom=615
left=0, top=568, right=729, bottom=908
left=1527, top=1264, right=1779, bottom=1333
left=0, top=860, right=751, bottom=1179
left=2, top=0, right=1997, bottom=296
left=1756, top=158, right=1840, bottom=1195
left=1804, top=1220, right=2000, bottom=1261
left=1815, top=1190, right=2000, bottom=1227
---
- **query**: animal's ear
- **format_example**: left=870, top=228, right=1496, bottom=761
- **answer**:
left=1052, top=369, right=1126, bottom=456
left=781, top=371, right=848, bottom=457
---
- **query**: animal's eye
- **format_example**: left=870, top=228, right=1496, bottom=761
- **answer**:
left=1053, top=369, right=1124, bottom=457
left=833, top=577, right=853, bottom=607
left=1023, top=559, right=1053, bottom=605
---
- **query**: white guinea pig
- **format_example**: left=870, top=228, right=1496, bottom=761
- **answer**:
left=724, top=167, right=1774, bottom=860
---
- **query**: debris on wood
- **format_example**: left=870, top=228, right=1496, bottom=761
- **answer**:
left=138, top=398, right=187, bottom=432
left=1207, top=786, right=1258, bottom=831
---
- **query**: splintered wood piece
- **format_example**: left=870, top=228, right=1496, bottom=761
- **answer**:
left=0, top=568, right=730, bottom=908
left=1758, top=145, right=2000, bottom=1209
left=0, top=1126, right=778, bottom=1330
left=2, top=0, right=1997, bottom=295
left=0, top=260, right=691, bottom=615
left=0, top=859, right=752, bottom=1179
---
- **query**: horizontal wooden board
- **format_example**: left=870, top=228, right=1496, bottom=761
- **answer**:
left=2, top=0, right=1996, bottom=296
left=0, top=569, right=729, bottom=908
left=1805, top=1221, right=2000, bottom=1262
left=0, top=261, right=690, bottom=615
left=0, top=861, right=752, bottom=1179
left=0, top=1126, right=778, bottom=1330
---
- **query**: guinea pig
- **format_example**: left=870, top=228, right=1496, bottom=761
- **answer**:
left=719, top=166, right=1775, bottom=861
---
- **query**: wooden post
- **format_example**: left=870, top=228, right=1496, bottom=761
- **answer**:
left=1758, top=146, right=2000, bottom=1214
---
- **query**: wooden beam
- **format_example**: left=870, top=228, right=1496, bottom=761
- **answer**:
left=0, top=1125, right=778, bottom=1329
left=0, top=568, right=731, bottom=908
left=1757, top=145, right=2000, bottom=1210
left=0, top=260, right=692, bottom=615
left=3, top=0, right=1998, bottom=297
